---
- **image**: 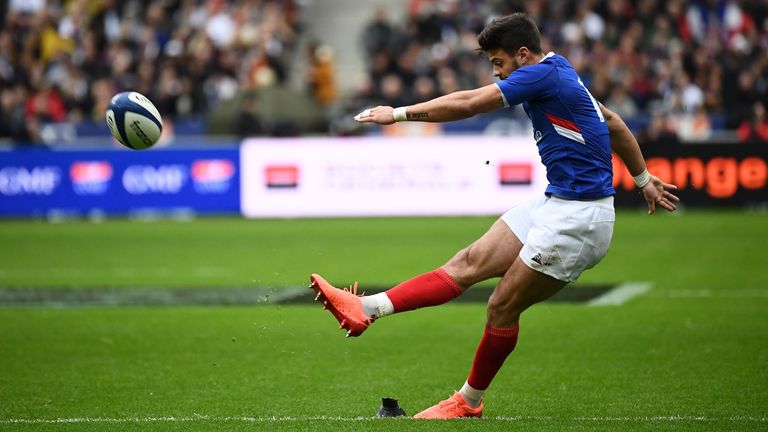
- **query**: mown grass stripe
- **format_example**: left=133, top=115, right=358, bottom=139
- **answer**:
left=0, top=284, right=614, bottom=307
left=1, top=415, right=766, bottom=424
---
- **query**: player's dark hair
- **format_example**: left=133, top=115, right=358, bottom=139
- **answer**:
left=477, top=13, right=543, bottom=55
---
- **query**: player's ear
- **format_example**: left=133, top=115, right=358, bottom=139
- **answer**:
left=516, top=47, right=529, bottom=64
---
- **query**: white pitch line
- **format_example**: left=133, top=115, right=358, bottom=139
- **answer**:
left=660, top=289, right=768, bottom=299
left=1, top=415, right=766, bottom=424
left=587, top=282, right=652, bottom=307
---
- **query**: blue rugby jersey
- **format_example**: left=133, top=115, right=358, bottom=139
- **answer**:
left=496, top=52, right=615, bottom=200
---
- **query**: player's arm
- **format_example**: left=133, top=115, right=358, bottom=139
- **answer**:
left=354, top=84, right=505, bottom=125
left=599, top=102, right=679, bottom=214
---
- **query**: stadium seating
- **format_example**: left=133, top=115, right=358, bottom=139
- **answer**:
left=1, top=1, right=767, bottom=145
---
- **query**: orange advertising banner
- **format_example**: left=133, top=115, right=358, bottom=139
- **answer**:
left=613, top=143, right=768, bottom=207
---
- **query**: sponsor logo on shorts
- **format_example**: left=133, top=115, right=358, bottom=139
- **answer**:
left=531, top=251, right=561, bottom=266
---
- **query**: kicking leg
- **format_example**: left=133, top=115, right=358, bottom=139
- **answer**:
left=310, top=218, right=522, bottom=337
left=364, top=219, right=522, bottom=317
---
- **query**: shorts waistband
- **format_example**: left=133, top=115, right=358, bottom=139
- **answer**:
left=547, top=194, right=614, bottom=209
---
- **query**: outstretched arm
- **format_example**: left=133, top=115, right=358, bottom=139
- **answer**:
left=599, top=103, right=679, bottom=214
left=354, top=84, right=505, bottom=125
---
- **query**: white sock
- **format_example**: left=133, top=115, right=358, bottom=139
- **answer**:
left=459, top=381, right=484, bottom=408
left=361, top=293, right=394, bottom=319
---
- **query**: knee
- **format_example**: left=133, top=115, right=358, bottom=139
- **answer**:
left=486, top=292, right=522, bottom=327
left=442, top=246, right=478, bottom=286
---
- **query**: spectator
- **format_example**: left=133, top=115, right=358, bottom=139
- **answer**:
left=379, top=74, right=408, bottom=107
left=235, top=93, right=264, bottom=138
left=675, top=106, right=712, bottom=142
left=640, top=113, right=680, bottom=145
left=738, top=102, right=768, bottom=143
left=8, top=0, right=45, bottom=15
left=361, top=8, right=394, bottom=60
left=25, top=82, right=67, bottom=123
left=411, top=74, right=437, bottom=104
left=307, top=42, right=338, bottom=106
left=154, top=63, right=184, bottom=116
left=205, top=1, right=236, bottom=49
left=0, top=83, right=33, bottom=142
left=723, top=68, right=760, bottom=129
left=606, top=85, right=639, bottom=119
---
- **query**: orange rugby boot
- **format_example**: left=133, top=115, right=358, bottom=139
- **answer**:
left=309, top=273, right=374, bottom=337
left=413, top=392, right=483, bottom=419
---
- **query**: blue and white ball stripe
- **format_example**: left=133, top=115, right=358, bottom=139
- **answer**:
left=106, top=92, right=163, bottom=150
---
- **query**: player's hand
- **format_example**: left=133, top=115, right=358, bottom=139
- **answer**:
left=354, top=106, right=395, bottom=125
left=641, top=175, right=679, bottom=214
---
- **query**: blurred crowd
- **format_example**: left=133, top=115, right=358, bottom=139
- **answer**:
left=0, top=0, right=301, bottom=143
left=2, top=0, right=768, bottom=145
left=348, top=0, right=768, bottom=143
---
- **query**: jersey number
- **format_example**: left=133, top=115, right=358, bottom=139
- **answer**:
left=578, top=78, right=605, bottom=123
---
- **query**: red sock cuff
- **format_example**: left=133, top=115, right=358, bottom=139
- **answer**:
left=486, top=323, right=520, bottom=338
left=433, top=268, right=463, bottom=296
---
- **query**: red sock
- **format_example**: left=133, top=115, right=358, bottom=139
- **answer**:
left=384, top=268, right=463, bottom=313
left=467, top=324, right=520, bottom=390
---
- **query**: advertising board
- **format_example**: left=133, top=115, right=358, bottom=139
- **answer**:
left=241, top=137, right=548, bottom=218
left=613, top=143, right=768, bottom=207
left=0, top=148, right=240, bottom=217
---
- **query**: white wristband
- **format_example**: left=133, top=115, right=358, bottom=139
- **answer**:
left=633, top=169, right=651, bottom=189
left=392, top=107, right=408, bottom=122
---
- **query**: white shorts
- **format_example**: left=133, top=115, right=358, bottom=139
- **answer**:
left=501, top=194, right=615, bottom=282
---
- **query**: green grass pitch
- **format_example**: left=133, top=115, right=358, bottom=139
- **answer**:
left=0, top=210, right=766, bottom=431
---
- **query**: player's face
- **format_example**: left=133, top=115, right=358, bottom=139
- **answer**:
left=487, top=47, right=533, bottom=81
left=486, top=48, right=518, bottom=81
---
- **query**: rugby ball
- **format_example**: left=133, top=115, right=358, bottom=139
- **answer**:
left=105, top=91, right=163, bottom=150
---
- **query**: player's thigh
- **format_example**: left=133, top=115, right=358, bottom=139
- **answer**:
left=441, top=218, right=523, bottom=287
left=486, top=257, right=567, bottom=327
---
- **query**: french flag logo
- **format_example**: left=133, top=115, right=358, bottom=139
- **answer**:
left=545, top=113, right=585, bottom=144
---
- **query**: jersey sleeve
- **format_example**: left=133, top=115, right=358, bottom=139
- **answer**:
left=496, top=64, right=557, bottom=107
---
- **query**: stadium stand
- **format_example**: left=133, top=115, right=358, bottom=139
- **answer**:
left=345, top=0, right=768, bottom=142
left=0, top=0, right=310, bottom=145
left=1, top=0, right=767, bottom=144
